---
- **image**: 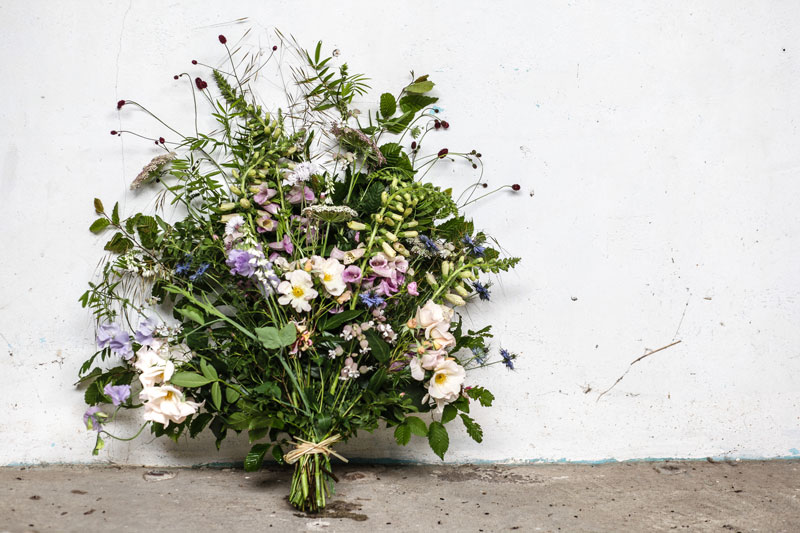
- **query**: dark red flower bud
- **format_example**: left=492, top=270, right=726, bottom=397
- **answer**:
left=192, top=59, right=198, bottom=65
left=272, top=45, right=278, bottom=51
left=482, top=183, right=488, bottom=188
left=434, top=120, right=441, bottom=129
left=411, top=141, right=417, bottom=149
left=159, top=137, right=165, bottom=144
left=117, top=100, right=126, bottom=110
left=441, top=120, right=450, bottom=129
left=154, top=140, right=159, bottom=145
left=218, top=34, right=227, bottom=44
left=173, top=75, right=179, bottom=80
left=195, top=77, right=208, bottom=90
left=472, top=164, right=477, bottom=169
left=110, top=130, right=117, bottom=135
left=438, top=148, right=449, bottom=158
left=511, top=184, right=521, bottom=191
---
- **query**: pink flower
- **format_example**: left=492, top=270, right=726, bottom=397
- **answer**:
left=269, top=234, right=294, bottom=254
left=256, top=214, right=277, bottom=233
left=407, top=282, right=419, bottom=296
left=342, top=265, right=362, bottom=284
left=287, top=185, right=315, bottom=204
left=254, top=185, right=278, bottom=206
left=369, top=253, right=394, bottom=278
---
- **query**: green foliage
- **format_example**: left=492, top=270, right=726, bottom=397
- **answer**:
left=379, top=93, right=396, bottom=118
left=255, top=323, right=297, bottom=350
left=460, top=414, right=483, bottom=443
left=427, top=421, right=449, bottom=459
left=170, top=372, right=216, bottom=387
left=466, top=387, right=495, bottom=407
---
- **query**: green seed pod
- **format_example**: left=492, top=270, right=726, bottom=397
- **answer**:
left=239, top=198, right=251, bottom=209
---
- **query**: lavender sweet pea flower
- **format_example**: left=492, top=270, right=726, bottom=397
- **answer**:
left=134, top=318, right=159, bottom=346
left=342, top=265, right=362, bottom=284
left=96, top=323, right=121, bottom=349
left=226, top=248, right=257, bottom=277
left=83, top=406, right=104, bottom=431
left=111, top=332, right=134, bottom=360
left=103, top=383, right=131, bottom=406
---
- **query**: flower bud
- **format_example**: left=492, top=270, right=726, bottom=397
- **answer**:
left=389, top=213, right=403, bottom=221
left=405, top=220, right=419, bottom=228
left=382, top=230, right=398, bottom=242
left=347, top=221, right=367, bottom=231
left=239, top=198, right=251, bottom=209
left=400, top=231, right=418, bottom=238
left=425, top=272, right=438, bottom=286
left=454, top=284, right=470, bottom=297
left=393, top=242, right=410, bottom=256
left=219, top=202, right=237, bottom=211
left=272, top=127, right=282, bottom=139
left=459, top=270, right=476, bottom=280
left=445, top=293, right=466, bottom=306
left=442, top=261, right=451, bottom=277
left=404, top=207, right=413, bottom=216
left=381, top=241, right=397, bottom=259
left=381, top=191, right=389, bottom=203
left=285, top=146, right=297, bottom=155
left=229, top=185, right=242, bottom=196
left=249, top=185, right=261, bottom=193
left=232, top=169, right=240, bottom=178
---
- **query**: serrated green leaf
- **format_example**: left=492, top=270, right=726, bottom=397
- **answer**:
left=244, top=443, right=270, bottom=472
left=89, top=218, right=110, bottom=233
left=169, top=371, right=215, bottom=387
left=111, top=202, right=120, bottom=225
left=364, top=329, right=390, bottom=363
left=225, top=386, right=240, bottom=403
left=460, top=413, right=484, bottom=443
left=441, top=404, right=458, bottom=424
left=406, top=416, right=428, bottom=437
left=380, top=92, right=396, bottom=119
left=427, top=421, right=449, bottom=460
left=175, top=306, right=204, bottom=325
left=406, top=80, right=435, bottom=94
left=94, top=198, right=105, bottom=214
left=452, top=395, right=470, bottom=413
left=103, top=232, right=133, bottom=254
left=399, top=94, right=438, bottom=114
left=394, top=423, right=411, bottom=445
left=210, top=382, right=222, bottom=410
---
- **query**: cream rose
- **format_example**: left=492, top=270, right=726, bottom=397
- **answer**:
left=426, top=359, right=466, bottom=410
left=140, top=385, right=201, bottom=426
left=414, top=300, right=454, bottom=339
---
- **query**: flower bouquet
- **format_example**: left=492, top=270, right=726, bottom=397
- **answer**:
left=79, top=33, right=520, bottom=512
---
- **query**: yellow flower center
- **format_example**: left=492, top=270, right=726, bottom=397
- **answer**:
left=165, top=391, right=175, bottom=401
left=434, top=373, right=447, bottom=385
left=292, top=285, right=305, bottom=298
left=323, top=273, right=333, bottom=282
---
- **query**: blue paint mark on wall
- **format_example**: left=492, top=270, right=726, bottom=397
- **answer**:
left=789, top=448, right=799, bottom=455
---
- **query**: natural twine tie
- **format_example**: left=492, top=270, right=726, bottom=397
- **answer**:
left=283, top=434, right=349, bottom=465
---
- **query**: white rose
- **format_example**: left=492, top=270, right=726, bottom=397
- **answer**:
left=426, top=359, right=466, bottom=410
left=414, top=300, right=454, bottom=339
left=140, top=385, right=201, bottom=426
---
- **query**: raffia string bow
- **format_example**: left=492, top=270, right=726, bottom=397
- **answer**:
left=283, top=434, right=349, bottom=465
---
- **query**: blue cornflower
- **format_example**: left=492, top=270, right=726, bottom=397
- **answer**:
left=359, top=292, right=385, bottom=308
left=500, top=348, right=515, bottom=370
left=462, top=235, right=485, bottom=257
left=175, top=262, right=191, bottom=275
left=418, top=234, right=439, bottom=252
left=189, top=263, right=210, bottom=282
left=471, top=346, right=486, bottom=364
left=473, top=281, right=491, bottom=301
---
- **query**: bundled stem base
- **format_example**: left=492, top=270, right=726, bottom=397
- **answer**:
left=288, top=454, right=335, bottom=512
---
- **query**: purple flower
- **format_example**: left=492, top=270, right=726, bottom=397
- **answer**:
left=103, top=384, right=131, bottom=406
left=359, top=292, right=385, bottom=308
left=463, top=235, right=485, bottom=257
left=109, top=330, right=133, bottom=360
left=254, top=185, right=278, bottom=206
left=287, top=185, right=315, bottom=204
left=268, top=234, right=294, bottom=255
left=83, top=406, right=104, bottom=431
left=419, top=235, right=439, bottom=252
left=342, top=265, right=362, bottom=284
left=134, top=318, right=159, bottom=346
left=500, top=348, right=516, bottom=370
left=406, top=281, right=419, bottom=296
left=376, top=277, right=401, bottom=296
left=189, top=262, right=210, bottom=281
left=226, top=248, right=257, bottom=277
left=96, top=323, right=121, bottom=349
left=369, top=255, right=394, bottom=278
left=473, top=281, right=491, bottom=301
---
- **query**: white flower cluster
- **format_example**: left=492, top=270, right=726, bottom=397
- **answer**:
left=376, top=322, right=397, bottom=344
left=133, top=340, right=201, bottom=426
left=283, top=161, right=322, bottom=187
left=118, top=250, right=170, bottom=279
left=224, top=215, right=281, bottom=294
left=340, top=322, right=374, bottom=354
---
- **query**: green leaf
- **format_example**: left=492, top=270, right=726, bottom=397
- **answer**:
left=135, top=215, right=158, bottom=249
left=394, top=422, right=411, bottom=445
left=460, top=413, right=484, bottom=443
left=169, top=371, right=215, bottom=387
left=244, top=443, right=270, bottom=472
left=254, top=381, right=281, bottom=398
left=111, top=202, right=120, bottom=225
left=466, top=386, right=495, bottom=407
left=103, top=232, right=133, bottom=254
left=225, top=386, right=240, bottom=404
left=92, top=436, right=105, bottom=456
left=84, top=381, right=108, bottom=406
left=199, top=359, right=218, bottom=381
left=406, top=416, right=428, bottom=437
left=94, top=198, right=105, bottom=214
left=380, top=92, right=396, bottom=119
left=364, top=329, right=390, bottom=363
left=427, top=421, right=449, bottom=460
left=452, top=395, right=470, bottom=413
left=255, top=323, right=296, bottom=350
left=175, top=306, right=205, bottom=325
left=210, top=382, right=222, bottom=410
left=189, top=413, right=213, bottom=437
left=399, top=94, right=438, bottom=114
left=271, top=444, right=284, bottom=464
left=384, top=111, right=414, bottom=134
left=89, top=218, right=110, bottom=233
left=406, top=80, right=435, bottom=94
left=321, top=309, right=362, bottom=332
left=441, top=405, right=458, bottom=424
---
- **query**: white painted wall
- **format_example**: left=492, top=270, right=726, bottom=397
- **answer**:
left=2, top=0, right=799, bottom=466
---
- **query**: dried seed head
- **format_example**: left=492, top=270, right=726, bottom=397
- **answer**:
left=218, top=35, right=227, bottom=44
left=116, top=100, right=126, bottom=110
left=511, top=184, right=521, bottom=191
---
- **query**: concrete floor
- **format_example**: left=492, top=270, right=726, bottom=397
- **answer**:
left=1, top=461, right=798, bottom=532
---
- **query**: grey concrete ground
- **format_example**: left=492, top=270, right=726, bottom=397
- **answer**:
left=1, top=461, right=798, bottom=532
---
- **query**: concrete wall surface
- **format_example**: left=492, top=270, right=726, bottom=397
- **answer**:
left=1, top=0, right=799, bottom=466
